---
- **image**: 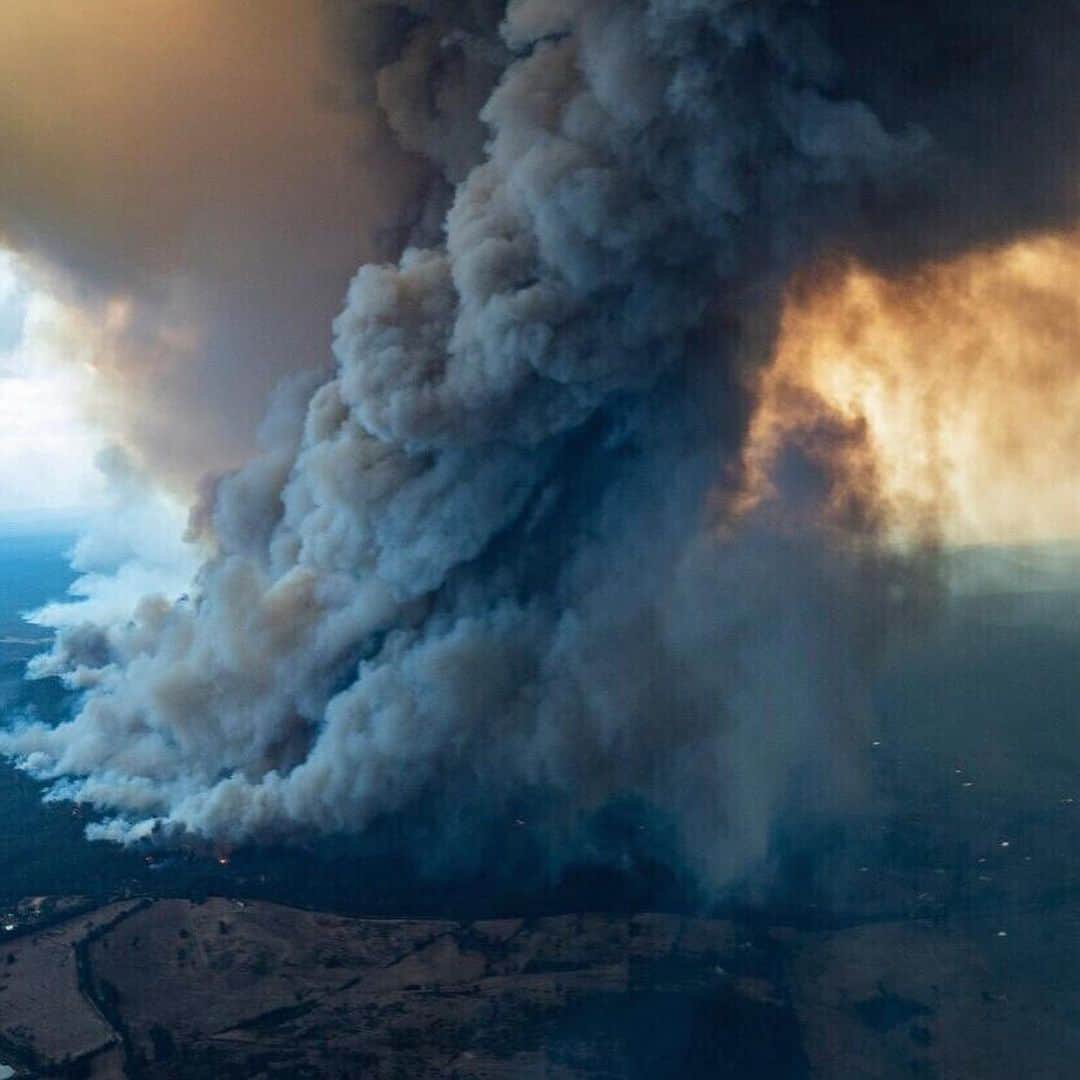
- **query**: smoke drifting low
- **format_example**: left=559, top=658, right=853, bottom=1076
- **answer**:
left=3, top=0, right=1078, bottom=887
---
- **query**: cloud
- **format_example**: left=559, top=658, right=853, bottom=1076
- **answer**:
left=0, top=0, right=426, bottom=488
left=0, top=264, right=108, bottom=513
left=1, top=0, right=1077, bottom=888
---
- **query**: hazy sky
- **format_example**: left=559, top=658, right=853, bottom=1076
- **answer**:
left=0, top=0, right=416, bottom=511
left=0, top=252, right=106, bottom=516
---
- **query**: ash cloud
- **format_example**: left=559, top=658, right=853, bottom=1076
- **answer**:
left=3, top=0, right=1078, bottom=886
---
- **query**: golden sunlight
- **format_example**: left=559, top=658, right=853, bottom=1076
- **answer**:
left=746, top=231, right=1080, bottom=546
left=0, top=251, right=106, bottom=514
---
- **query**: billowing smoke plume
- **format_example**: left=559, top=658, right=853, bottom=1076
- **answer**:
left=3, top=0, right=1078, bottom=886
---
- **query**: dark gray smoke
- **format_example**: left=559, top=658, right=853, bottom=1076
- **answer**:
left=3, top=0, right=1077, bottom=886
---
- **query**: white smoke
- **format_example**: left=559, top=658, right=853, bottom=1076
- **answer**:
left=2, top=0, right=1076, bottom=885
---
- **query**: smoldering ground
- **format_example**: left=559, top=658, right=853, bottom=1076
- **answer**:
left=1, top=0, right=1078, bottom=897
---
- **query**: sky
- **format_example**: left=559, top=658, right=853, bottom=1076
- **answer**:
left=0, top=0, right=418, bottom=501
left=751, top=231, right=1080, bottom=548
left=0, top=250, right=106, bottom=518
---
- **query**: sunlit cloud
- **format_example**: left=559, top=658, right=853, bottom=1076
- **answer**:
left=0, top=251, right=108, bottom=516
left=745, top=230, right=1080, bottom=548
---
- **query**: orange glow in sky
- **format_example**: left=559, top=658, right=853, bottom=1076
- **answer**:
left=746, top=231, right=1080, bottom=546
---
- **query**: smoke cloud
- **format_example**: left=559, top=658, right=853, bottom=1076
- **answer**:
left=0, top=0, right=428, bottom=486
left=3, top=0, right=1078, bottom=886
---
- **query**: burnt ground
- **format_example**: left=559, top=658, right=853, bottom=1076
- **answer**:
left=0, top=893, right=1075, bottom=1079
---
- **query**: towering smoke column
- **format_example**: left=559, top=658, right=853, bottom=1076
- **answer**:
left=3, top=0, right=1078, bottom=886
